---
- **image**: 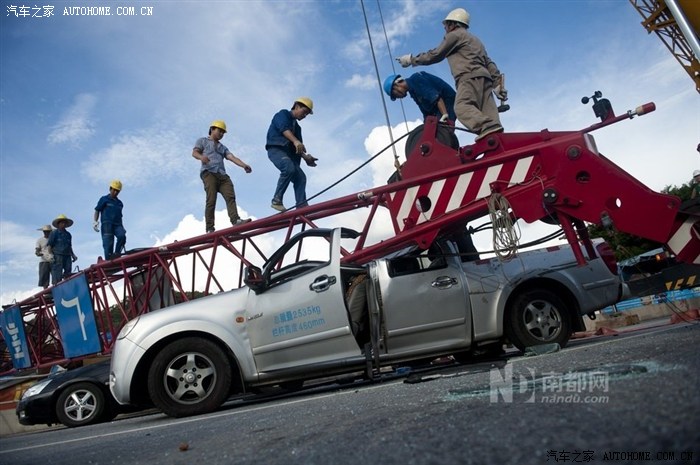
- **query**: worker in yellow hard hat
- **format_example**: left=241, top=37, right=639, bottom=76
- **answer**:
left=192, top=120, right=252, bottom=233
left=265, top=98, right=318, bottom=211
left=397, top=8, right=506, bottom=141
left=93, top=179, right=127, bottom=260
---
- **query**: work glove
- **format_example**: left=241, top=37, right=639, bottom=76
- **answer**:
left=93, top=221, right=100, bottom=232
left=494, top=85, right=508, bottom=101
left=294, top=141, right=306, bottom=155
left=439, top=114, right=449, bottom=123
left=304, top=154, right=318, bottom=167
left=396, top=54, right=413, bottom=68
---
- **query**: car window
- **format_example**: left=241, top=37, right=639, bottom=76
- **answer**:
left=388, top=242, right=448, bottom=276
left=267, top=234, right=332, bottom=286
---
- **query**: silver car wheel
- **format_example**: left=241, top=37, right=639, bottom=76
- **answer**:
left=55, top=382, right=106, bottom=427
left=162, top=352, right=217, bottom=404
left=505, top=289, right=572, bottom=351
left=522, top=299, right=563, bottom=342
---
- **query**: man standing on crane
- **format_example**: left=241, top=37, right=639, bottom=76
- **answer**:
left=266, top=97, right=318, bottom=212
left=34, top=224, right=53, bottom=289
left=93, top=180, right=127, bottom=260
left=397, top=8, right=507, bottom=141
left=383, top=72, right=456, bottom=122
left=47, top=214, right=78, bottom=285
left=192, top=120, right=252, bottom=233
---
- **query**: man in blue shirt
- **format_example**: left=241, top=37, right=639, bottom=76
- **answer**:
left=266, top=97, right=318, bottom=212
left=47, top=214, right=77, bottom=284
left=383, top=72, right=456, bottom=122
left=93, top=180, right=127, bottom=260
left=192, top=120, right=252, bottom=233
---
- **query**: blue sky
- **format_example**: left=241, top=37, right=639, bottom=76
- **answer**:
left=1, top=0, right=698, bottom=305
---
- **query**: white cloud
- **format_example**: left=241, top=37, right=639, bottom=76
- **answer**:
left=47, top=93, right=97, bottom=147
left=81, top=127, right=189, bottom=188
left=346, top=73, right=377, bottom=90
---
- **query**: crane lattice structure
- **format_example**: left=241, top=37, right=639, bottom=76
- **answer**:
left=629, top=0, right=700, bottom=93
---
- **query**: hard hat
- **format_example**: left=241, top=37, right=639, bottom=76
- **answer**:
left=383, top=74, right=402, bottom=100
left=443, top=8, right=470, bottom=27
left=37, top=224, right=52, bottom=232
left=52, top=214, right=74, bottom=228
left=693, top=170, right=700, bottom=177
left=294, top=97, right=314, bottom=114
left=210, top=120, right=227, bottom=133
left=110, top=179, right=123, bottom=191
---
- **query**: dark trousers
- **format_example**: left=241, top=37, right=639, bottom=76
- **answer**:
left=201, top=171, right=240, bottom=231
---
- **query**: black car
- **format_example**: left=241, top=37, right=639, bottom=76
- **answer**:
left=16, top=359, right=135, bottom=428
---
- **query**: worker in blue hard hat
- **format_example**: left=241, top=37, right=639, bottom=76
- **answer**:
left=383, top=72, right=456, bottom=123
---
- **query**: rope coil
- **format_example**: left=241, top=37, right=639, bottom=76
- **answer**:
left=488, top=193, right=520, bottom=260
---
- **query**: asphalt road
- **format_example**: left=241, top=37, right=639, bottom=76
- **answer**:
left=1, top=321, right=698, bottom=465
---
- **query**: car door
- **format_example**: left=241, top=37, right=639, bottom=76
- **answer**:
left=246, top=229, right=361, bottom=373
left=375, top=241, right=472, bottom=355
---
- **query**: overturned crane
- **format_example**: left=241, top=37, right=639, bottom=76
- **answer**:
left=1, top=94, right=698, bottom=375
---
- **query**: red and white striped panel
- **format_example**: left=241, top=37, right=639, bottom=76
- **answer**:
left=389, top=156, right=535, bottom=232
left=666, top=217, right=700, bottom=265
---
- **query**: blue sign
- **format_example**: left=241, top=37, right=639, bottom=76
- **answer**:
left=52, top=274, right=102, bottom=358
left=0, top=305, right=32, bottom=369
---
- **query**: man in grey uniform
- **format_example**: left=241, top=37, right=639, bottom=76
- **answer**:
left=397, top=8, right=507, bottom=141
left=192, top=120, right=252, bottom=233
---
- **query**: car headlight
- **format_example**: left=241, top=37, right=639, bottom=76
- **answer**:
left=117, top=317, right=140, bottom=340
left=21, top=378, right=52, bottom=400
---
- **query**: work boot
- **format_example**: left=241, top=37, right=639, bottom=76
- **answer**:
left=271, top=201, right=286, bottom=212
left=475, top=124, right=504, bottom=141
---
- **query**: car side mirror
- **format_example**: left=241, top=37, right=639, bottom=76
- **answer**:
left=244, top=265, right=264, bottom=292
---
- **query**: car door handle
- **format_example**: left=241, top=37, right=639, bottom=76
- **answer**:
left=431, top=276, right=458, bottom=289
left=309, top=275, right=337, bottom=293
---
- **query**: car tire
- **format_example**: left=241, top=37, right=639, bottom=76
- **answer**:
left=55, top=382, right=107, bottom=427
left=147, top=337, right=232, bottom=418
left=505, top=289, right=572, bottom=351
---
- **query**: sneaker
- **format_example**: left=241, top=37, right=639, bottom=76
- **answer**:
left=271, top=202, right=286, bottom=212
left=233, top=218, right=252, bottom=226
left=475, top=124, right=504, bottom=141
left=206, top=228, right=215, bottom=233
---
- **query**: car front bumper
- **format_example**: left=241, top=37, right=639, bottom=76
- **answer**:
left=109, top=337, right=146, bottom=405
left=16, top=393, right=57, bottom=426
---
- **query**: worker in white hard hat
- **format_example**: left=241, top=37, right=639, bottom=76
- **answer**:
left=691, top=169, right=700, bottom=199
left=265, top=97, right=318, bottom=212
left=192, top=120, right=253, bottom=233
left=47, top=214, right=78, bottom=285
left=397, top=8, right=506, bottom=141
left=35, top=224, right=54, bottom=289
left=93, top=180, right=127, bottom=260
